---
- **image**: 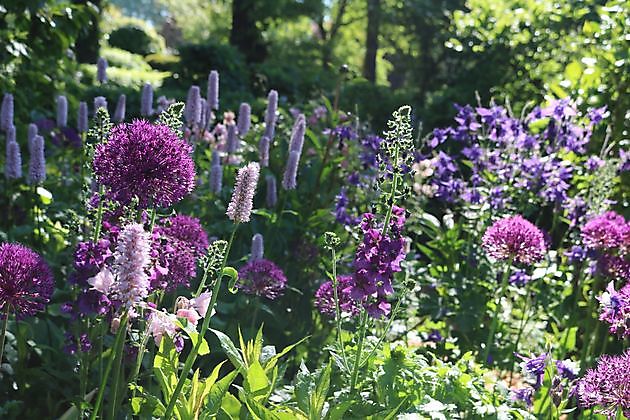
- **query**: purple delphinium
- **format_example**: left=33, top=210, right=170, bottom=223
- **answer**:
left=226, top=162, right=260, bottom=223
left=482, top=215, right=547, bottom=265
left=0, top=243, right=54, bottom=319
left=516, top=352, right=548, bottom=389
left=359, top=135, right=383, bottom=168
left=237, top=259, right=287, bottom=300
left=93, top=120, right=196, bottom=208
left=510, top=387, right=534, bottom=407
left=315, top=275, right=360, bottom=317
left=576, top=350, right=630, bottom=418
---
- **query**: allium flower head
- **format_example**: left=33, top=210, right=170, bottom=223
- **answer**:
left=114, top=224, right=151, bottom=311
left=315, top=275, right=360, bottom=317
left=0, top=243, right=54, bottom=318
left=28, top=134, right=46, bottom=185
left=1, top=93, right=14, bottom=131
left=226, top=162, right=260, bottom=223
left=482, top=215, right=546, bottom=264
left=114, top=94, right=126, bottom=123
left=237, top=259, right=287, bottom=300
left=207, top=71, right=219, bottom=110
left=597, top=281, right=630, bottom=337
left=264, top=90, right=278, bottom=140
left=577, top=350, right=630, bottom=418
left=141, top=83, right=153, bottom=117
left=237, top=102, right=251, bottom=136
left=93, top=120, right=195, bottom=208
left=78, top=102, right=88, bottom=133
left=97, top=57, right=108, bottom=83
left=581, top=211, right=628, bottom=251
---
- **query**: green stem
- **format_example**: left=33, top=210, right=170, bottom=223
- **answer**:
left=349, top=310, right=368, bottom=393
left=330, top=248, right=349, bottom=371
left=381, top=148, right=400, bottom=237
left=164, top=224, right=238, bottom=419
left=0, top=306, right=10, bottom=363
left=195, top=225, right=237, bottom=297
left=130, top=318, right=153, bottom=399
left=93, top=185, right=105, bottom=243
left=482, top=258, right=513, bottom=365
left=509, top=290, right=531, bottom=385
left=90, top=312, right=128, bottom=420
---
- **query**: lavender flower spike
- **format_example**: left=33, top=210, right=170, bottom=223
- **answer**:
left=77, top=102, right=88, bottom=133
left=141, top=83, right=153, bottom=117
left=114, top=94, right=126, bottom=123
left=289, top=113, right=306, bottom=155
left=237, top=102, right=251, bottom=136
left=227, top=162, right=260, bottom=223
left=185, top=85, right=202, bottom=126
left=94, top=96, right=108, bottom=112
left=265, top=174, right=277, bottom=207
left=259, top=136, right=270, bottom=167
left=251, top=233, right=264, bottom=261
left=282, top=150, right=300, bottom=190
left=210, top=152, right=223, bottom=194
left=264, top=90, right=278, bottom=140
left=97, top=57, right=108, bottom=83
left=28, top=135, right=46, bottom=185
left=114, top=223, right=151, bottom=314
left=5, top=139, right=22, bottom=179
left=1, top=93, right=14, bottom=131
left=27, top=124, right=38, bottom=152
left=207, top=70, right=219, bottom=110
left=6, top=124, right=15, bottom=144
left=57, top=95, right=68, bottom=127
left=226, top=124, right=239, bottom=153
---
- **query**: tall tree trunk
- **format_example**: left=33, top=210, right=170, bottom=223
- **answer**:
left=230, top=0, right=267, bottom=63
left=362, top=0, right=380, bottom=82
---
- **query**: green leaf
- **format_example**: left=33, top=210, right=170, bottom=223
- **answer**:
left=222, top=267, right=239, bottom=294
left=244, top=360, right=270, bottom=400
left=210, top=329, right=246, bottom=371
left=204, top=369, right=238, bottom=416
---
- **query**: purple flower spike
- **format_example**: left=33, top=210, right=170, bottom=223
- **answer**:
left=265, top=174, right=277, bottom=208
left=264, top=90, right=278, bottom=140
left=282, top=150, right=300, bottom=190
left=250, top=233, right=264, bottom=261
left=141, top=83, right=153, bottom=117
left=315, top=275, right=360, bottom=317
left=1, top=93, right=14, bottom=131
left=237, top=102, right=251, bottom=136
left=114, top=94, right=126, bottom=123
left=57, top=95, right=68, bottom=127
left=5, top=139, right=22, bottom=179
left=28, top=135, right=46, bottom=185
left=97, top=57, right=108, bottom=83
left=78, top=102, right=89, bottom=133
left=226, top=162, right=260, bottom=223
left=207, top=71, right=219, bottom=110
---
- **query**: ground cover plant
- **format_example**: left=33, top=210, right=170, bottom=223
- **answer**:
left=0, top=1, right=628, bottom=419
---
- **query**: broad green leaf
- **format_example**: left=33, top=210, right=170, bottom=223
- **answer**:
left=204, top=369, right=238, bottom=416
left=211, top=329, right=246, bottom=371
left=244, top=360, right=270, bottom=400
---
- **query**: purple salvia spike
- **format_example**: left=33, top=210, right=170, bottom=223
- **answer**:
left=114, top=94, right=126, bottom=122
left=94, top=96, right=108, bottom=112
left=1, top=93, right=14, bottom=131
left=282, top=150, right=300, bottom=190
left=141, top=83, right=153, bottom=117
left=27, top=123, right=38, bottom=153
left=97, top=57, right=108, bottom=83
left=289, top=114, right=306, bottom=155
left=265, top=174, right=277, bottom=208
left=28, top=134, right=46, bottom=185
left=78, top=102, right=88, bottom=133
left=207, top=70, right=219, bottom=110
left=226, top=162, right=260, bottom=223
left=237, top=102, right=251, bottom=137
left=258, top=136, right=270, bottom=167
left=264, top=90, right=278, bottom=140
left=5, top=140, right=22, bottom=179
left=56, top=95, right=68, bottom=127
left=250, top=233, right=264, bottom=261
left=226, top=124, right=239, bottom=154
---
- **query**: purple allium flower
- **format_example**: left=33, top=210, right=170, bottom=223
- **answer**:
left=237, top=102, right=251, bottom=136
left=599, top=255, right=630, bottom=281
left=315, top=275, right=360, bottom=317
left=77, top=101, right=88, bottom=133
left=0, top=243, right=54, bottom=319
left=282, top=150, right=300, bottom=190
left=516, top=352, right=548, bottom=389
left=28, top=134, right=46, bottom=185
left=597, top=281, right=630, bottom=337
left=1, top=93, right=14, bottom=131
left=113, top=94, right=126, bottom=123
left=185, top=85, right=202, bottom=126
left=97, top=57, right=108, bottom=83
left=265, top=174, right=277, bottom=208
left=289, top=114, right=306, bottom=155
left=93, top=120, right=196, bottom=208
left=264, top=90, right=278, bottom=140
left=482, top=215, right=546, bottom=265
left=94, top=96, right=108, bottom=112
left=113, top=223, right=151, bottom=312
left=581, top=211, right=628, bottom=251
left=158, top=215, right=209, bottom=254
left=509, top=269, right=531, bottom=287
left=56, top=95, right=68, bottom=127
left=209, top=150, right=223, bottom=193
left=237, top=259, right=287, bottom=300
left=510, top=387, right=534, bottom=407
left=576, top=350, right=630, bottom=418
left=227, top=162, right=260, bottom=223
left=226, top=124, right=239, bottom=153
left=207, top=71, right=219, bottom=110
left=250, top=233, right=264, bottom=261
left=259, top=136, right=270, bottom=167
left=5, top=139, right=22, bottom=179
left=140, top=83, right=153, bottom=117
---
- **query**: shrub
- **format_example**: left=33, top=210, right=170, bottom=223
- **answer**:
left=108, top=25, right=164, bottom=56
